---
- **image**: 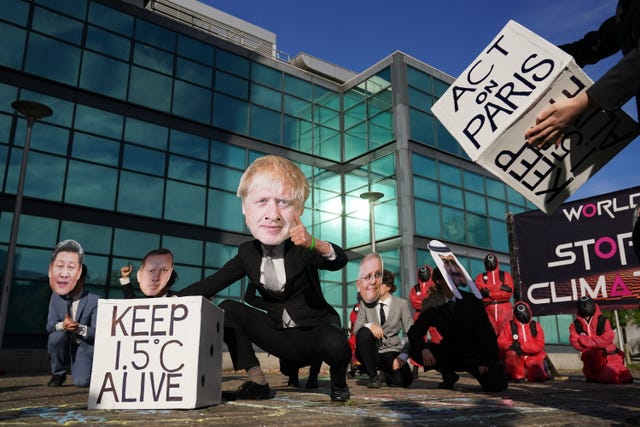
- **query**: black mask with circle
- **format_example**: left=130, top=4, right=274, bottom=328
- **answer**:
left=514, top=303, right=531, bottom=323
left=577, top=296, right=596, bottom=318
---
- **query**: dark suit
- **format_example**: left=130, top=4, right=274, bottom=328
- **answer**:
left=353, top=295, right=414, bottom=387
left=177, top=238, right=351, bottom=387
left=45, top=289, right=99, bottom=387
left=560, top=0, right=640, bottom=117
left=408, top=290, right=508, bottom=392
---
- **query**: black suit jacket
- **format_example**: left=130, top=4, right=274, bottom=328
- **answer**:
left=560, top=0, right=640, bottom=116
left=177, top=238, right=347, bottom=329
left=408, top=290, right=500, bottom=368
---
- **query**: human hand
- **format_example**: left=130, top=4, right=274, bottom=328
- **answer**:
left=421, top=348, right=436, bottom=368
left=524, top=93, right=590, bottom=148
left=369, top=323, right=385, bottom=340
left=62, top=314, right=79, bottom=331
left=392, top=356, right=406, bottom=370
left=120, top=264, right=133, bottom=278
left=289, top=214, right=312, bottom=248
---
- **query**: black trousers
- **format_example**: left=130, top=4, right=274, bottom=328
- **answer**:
left=355, top=328, right=413, bottom=387
left=409, top=341, right=508, bottom=392
left=219, top=300, right=351, bottom=387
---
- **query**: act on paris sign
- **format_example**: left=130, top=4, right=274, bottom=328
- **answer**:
left=88, top=296, right=223, bottom=409
left=431, top=20, right=639, bottom=214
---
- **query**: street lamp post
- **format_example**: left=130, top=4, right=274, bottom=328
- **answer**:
left=359, top=191, right=384, bottom=253
left=0, top=100, right=53, bottom=350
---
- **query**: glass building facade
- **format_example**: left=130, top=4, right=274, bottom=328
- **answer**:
left=0, top=0, right=572, bottom=348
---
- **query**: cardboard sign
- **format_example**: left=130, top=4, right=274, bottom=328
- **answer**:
left=431, top=20, right=639, bottom=214
left=428, top=240, right=481, bottom=300
left=88, top=296, right=223, bottom=409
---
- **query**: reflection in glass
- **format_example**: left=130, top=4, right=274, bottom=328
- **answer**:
left=65, top=160, right=117, bottom=210
left=122, top=144, right=165, bottom=176
left=25, top=33, right=80, bottom=86
left=129, top=66, right=172, bottom=112
left=117, top=171, right=164, bottom=218
left=80, top=51, right=128, bottom=99
left=86, top=25, right=131, bottom=61
left=0, top=22, right=26, bottom=70
left=164, top=180, right=205, bottom=225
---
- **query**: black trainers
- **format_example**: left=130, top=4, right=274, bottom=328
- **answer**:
left=367, top=374, right=382, bottom=388
left=47, top=374, right=66, bottom=387
left=330, top=385, right=350, bottom=402
left=287, top=373, right=300, bottom=387
left=305, top=376, right=319, bottom=389
left=222, top=381, right=270, bottom=400
left=438, top=371, right=459, bottom=390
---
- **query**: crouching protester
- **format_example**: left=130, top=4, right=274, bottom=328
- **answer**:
left=569, top=296, right=633, bottom=384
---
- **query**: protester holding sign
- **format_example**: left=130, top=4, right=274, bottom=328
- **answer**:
left=176, top=155, right=351, bottom=402
left=119, top=248, right=178, bottom=298
left=46, top=240, right=99, bottom=387
left=569, top=296, right=633, bottom=384
left=525, top=1, right=640, bottom=148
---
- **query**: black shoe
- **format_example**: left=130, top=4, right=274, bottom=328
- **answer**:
left=287, top=374, right=300, bottom=387
left=222, top=381, right=270, bottom=400
left=438, top=372, right=459, bottom=390
left=330, top=385, right=350, bottom=402
left=47, top=374, right=66, bottom=387
left=305, top=377, right=319, bottom=389
left=367, top=374, right=382, bottom=388
left=412, top=365, right=419, bottom=380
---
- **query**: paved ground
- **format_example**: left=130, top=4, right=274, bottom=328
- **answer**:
left=1, top=368, right=639, bottom=426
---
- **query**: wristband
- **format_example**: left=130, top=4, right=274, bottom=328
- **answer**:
left=310, top=235, right=316, bottom=251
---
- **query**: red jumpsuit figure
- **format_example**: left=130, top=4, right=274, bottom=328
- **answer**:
left=569, top=296, right=633, bottom=384
left=498, top=301, right=549, bottom=382
left=409, top=265, right=442, bottom=344
left=475, top=253, right=514, bottom=335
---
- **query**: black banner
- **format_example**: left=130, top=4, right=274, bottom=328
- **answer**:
left=512, top=186, right=640, bottom=315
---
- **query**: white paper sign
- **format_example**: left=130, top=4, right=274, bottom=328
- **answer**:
left=431, top=20, right=639, bottom=213
left=88, top=296, right=223, bottom=409
left=428, top=240, right=481, bottom=300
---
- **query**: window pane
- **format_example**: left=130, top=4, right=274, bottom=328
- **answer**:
left=489, top=218, right=508, bottom=252
left=176, top=57, right=212, bottom=87
left=14, top=121, right=69, bottom=155
left=117, top=171, right=164, bottom=218
left=170, top=129, right=208, bottom=159
left=74, top=104, right=123, bottom=139
left=463, top=170, right=485, bottom=193
left=210, top=141, right=245, bottom=169
left=25, top=33, right=80, bottom=85
left=410, top=108, right=435, bottom=146
left=65, top=160, right=117, bottom=209
left=442, top=206, right=465, bottom=243
left=133, top=42, right=173, bottom=74
left=0, top=22, right=26, bottom=69
left=122, top=144, right=165, bottom=176
left=6, top=151, right=65, bottom=201
left=162, top=235, right=203, bottom=265
left=164, top=180, right=205, bottom=225
left=80, top=51, right=128, bottom=99
left=88, top=2, right=133, bottom=36
left=134, top=19, right=175, bottom=51
left=488, top=198, right=507, bottom=219
left=213, top=93, right=248, bottom=134
left=414, top=177, right=438, bottom=202
left=113, top=228, right=160, bottom=259
left=251, top=84, right=281, bottom=110
left=412, top=153, right=436, bottom=179
left=168, top=154, right=206, bottom=185
left=86, top=25, right=130, bottom=61
left=124, top=117, right=168, bottom=150
left=415, top=200, right=440, bottom=237
left=32, top=6, right=83, bottom=44
left=16, top=214, right=58, bottom=247
left=177, top=34, right=214, bottom=65
left=172, top=80, right=211, bottom=124
left=216, top=49, right=249, bottom=77
left=251, top=62, right=281, bottom=89
left=129, top=66, right=172, bottom=111
left=207, top=189, right=243, bottom=232
left=441, top=184, right=463, bottom=208
left=465, top=191, right=486, bottom=215
left=284, top=74, right=312, bottom=100
left=215, top=71, right=248, bottom=99
left=250, top=105, right=281, bottom=144
left=60, top=220, right=112, bottom=254
left=35, top=0, right=87, bottom=20
left=5, top=0, right=29, bottom=26
left=466, top=212, right=489, bottom=247
left=439, top=162, right=462, bottom=186
left=210, top=164, right=243, bottom=192
left=407, top=66, right=432, bottom=93
left=72, top=132, right=120, bottom=167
